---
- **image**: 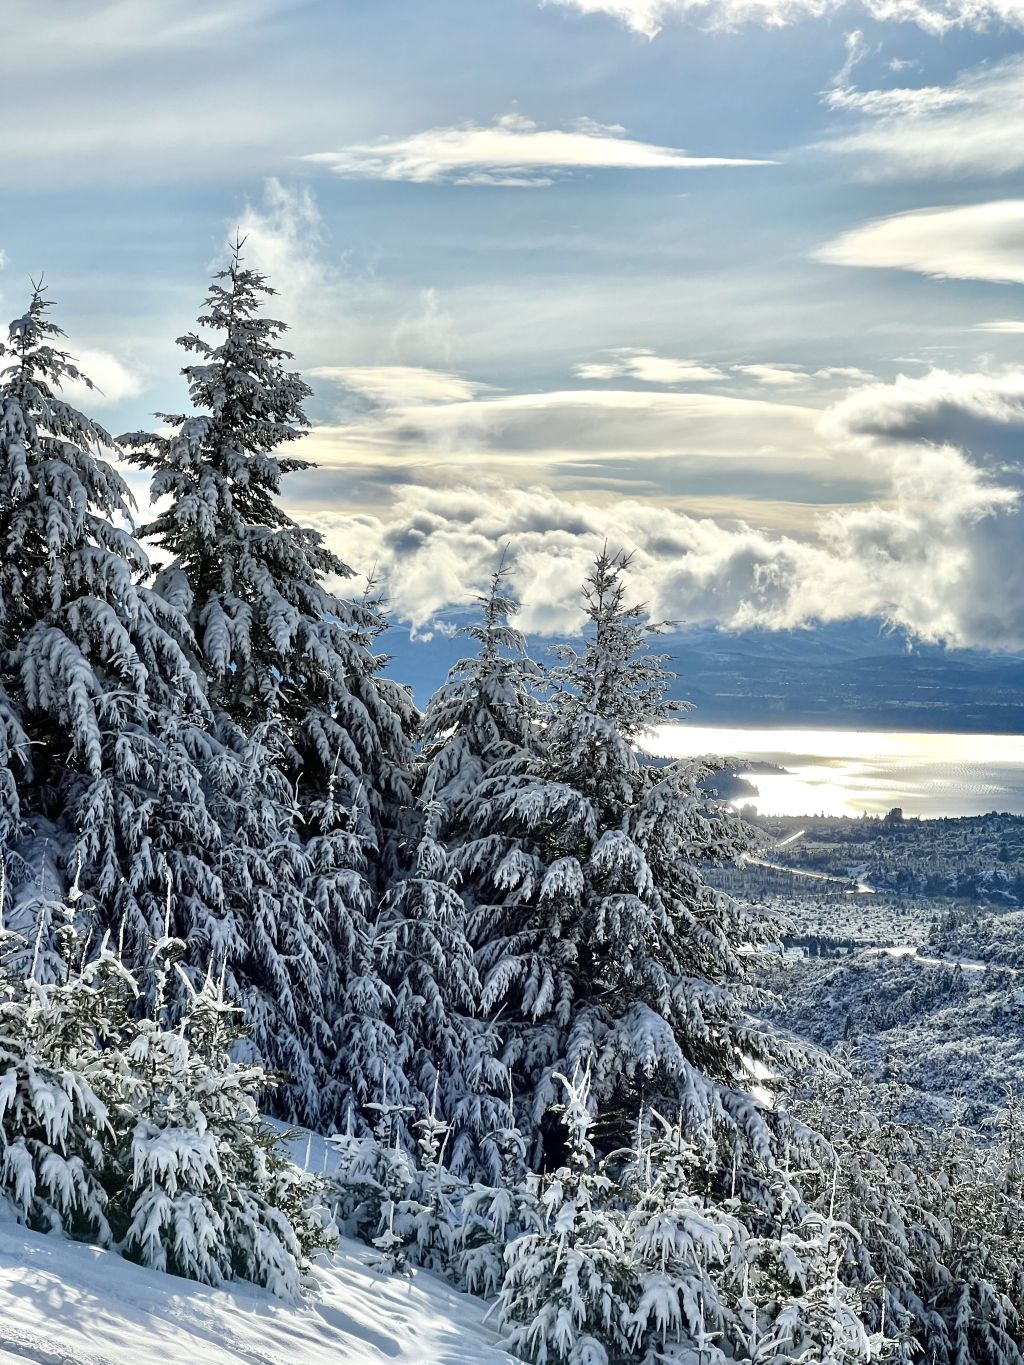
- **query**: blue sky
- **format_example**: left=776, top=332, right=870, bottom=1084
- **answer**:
left=6, top=0, right=1024, bottom=648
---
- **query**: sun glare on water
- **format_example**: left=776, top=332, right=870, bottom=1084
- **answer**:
left=642, top=725, right=1024, bottom=819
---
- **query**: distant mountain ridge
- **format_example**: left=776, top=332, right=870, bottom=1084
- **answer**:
left=383, top=617, right=1024, bottom=734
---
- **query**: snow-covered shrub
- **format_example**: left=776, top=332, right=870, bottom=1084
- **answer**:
left=787, top=1067, right=1024, bottom=1365
left=109, top=938, right=333, bottom=1295
left=496, top=1073, right=635, bottom=1365
left=0, top=915, right=127, bottom=1241
left=747, top=1208, right=886, bottom=1365
left=620, top=1109, right=747, bottom=1363
left=328, top=1092, right=466, bottom=1277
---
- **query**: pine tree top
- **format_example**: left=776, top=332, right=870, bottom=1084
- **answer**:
left=124, top=238, right=326, bottom=545
left=1, top=285, right=136, bottom=532
left=549, top=548, right=687, bottom=742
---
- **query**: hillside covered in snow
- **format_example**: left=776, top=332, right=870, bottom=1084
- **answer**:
left=0, top=1220, right=514, bottom=1365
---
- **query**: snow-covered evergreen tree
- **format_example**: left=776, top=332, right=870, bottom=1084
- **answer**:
left=456, top=549, right=776, bottom=1168
left=374, top=804, right=515, bottom=1181
left=0, top=287, right=210, bottom=975
left=121, top=240, right=415, bottom=867
left=457, top=1164, right=535, bottom=1300
left=122, top=243, right=416, bottom=1126
left=789, top=1067, right=1024, bottom=1365
left=0, top=910, right=123, bottom=1242
left=620, top=1108, right=747, bottom=1362
left=421, top=559, right=542, bottom=812
left=328, top=1087, right=468, bottom=1277
left=616, top=1102, right=890, bottom=1365
left=747, top=1206, right=884, bottom=1365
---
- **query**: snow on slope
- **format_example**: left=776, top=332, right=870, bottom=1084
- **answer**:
left=0, top=1221, right=516, bottom=1364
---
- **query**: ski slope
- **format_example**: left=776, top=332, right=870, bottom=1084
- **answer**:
left=0, top=1220, right=516, bottom=1365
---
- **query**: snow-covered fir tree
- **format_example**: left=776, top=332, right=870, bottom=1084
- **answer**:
left=328, top=1086, right=470, bottom=1277
left=421, top=558, right=543, bottom=812
left=0, top=287, right=211, bottom=977
left=616, top=1102, right=890, bottom=1365
left=620, top=1107, right=748, bottom=1362
left=121, top=239, right=415, bottom=865
left=789, top=1066, right=1024, bottom=1365
left=122, top=243, right=416, bottom=1126
left=455, top=549, right=778, bottom=1170
left=374, top=803, right=515, bottom=1181
left=0, top=902, right=330, bottom=1296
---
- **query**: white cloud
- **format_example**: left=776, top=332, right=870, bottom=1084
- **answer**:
left=974, top=320, right=1024, bottom=333
left=233, top=184, right=459, bottom=374
left=820, top=55, right=1024, bottom=180
left=542, top=0, right=1024, bottom=33
left=572, top=352, right=873, bottom=389
left=0, top=3, right=312, bottom=183
left=830, top=29, right=869, bottom=88
left=309, top=365, right=488, bottom=405
left=237, top=180, right=331, bottom=318
left=821, top=367, right=1024, bottom=461
left=4, top=0, right=292, bottom=62
left=734, top=363, right=806, bottom=386
left=234, top=180, right=409, bottom=370
left=63, top=348, right=143, bottom=408
left=304, top=386, right=828, bottom=476
left=814, top=365, right=875, bottom=381
left=574, top=349, right=725, bottom=383
left=816, top=201, right=1024, bottom=283
left=314, top=365, right=1024, bottom=651
left=303, top=113, right=773, bottom=187
left=327, top=482, right=851, bottom=633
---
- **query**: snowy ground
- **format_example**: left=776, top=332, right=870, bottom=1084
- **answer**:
left=0, top=1125, right=516, bottom=1365
left=0, top=1222, right=516, bottom=1365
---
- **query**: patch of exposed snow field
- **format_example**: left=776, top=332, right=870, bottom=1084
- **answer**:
left=0, top=1218, right=516, bottom=1365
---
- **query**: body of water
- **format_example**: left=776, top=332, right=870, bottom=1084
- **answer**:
left=643, top=725, right=1024, bottom=819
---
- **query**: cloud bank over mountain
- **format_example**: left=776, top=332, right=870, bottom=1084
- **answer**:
left=295, top=361, right=1023, bottom=651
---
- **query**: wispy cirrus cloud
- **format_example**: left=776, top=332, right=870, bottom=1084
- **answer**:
left=4, top=0, right=296, bottom=62
left=573, top=349, right=726, bottom=383
left=303, top=113, right=773, bottom=186
left=821, top=55, right=1024, bottom=180
left=816, top=201, right=1024, bottom=283
left=974, top=320, right=1024, bottom=334
left=540, top=0, right=1024, bottom=35
left=573, top=350, right=872, bottom=388
left=309, top=365, right=488, bottom=405
left=304, top=383, right=828, bottom=473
